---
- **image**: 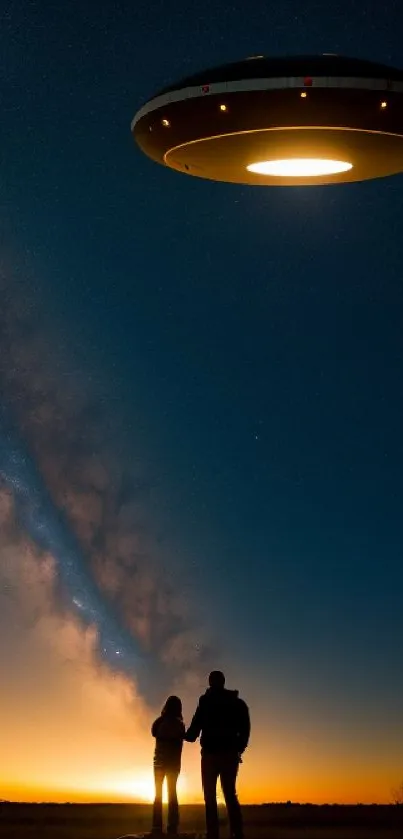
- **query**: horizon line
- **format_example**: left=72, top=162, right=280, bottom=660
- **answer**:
left=1, top=800, right=399, bottom=807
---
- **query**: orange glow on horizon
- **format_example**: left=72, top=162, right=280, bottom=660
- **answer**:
left=2, top=753, right=401, bottom=806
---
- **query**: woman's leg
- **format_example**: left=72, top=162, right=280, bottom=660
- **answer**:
left=152, top=767, right=165, bottom=833
left=166, top=769, right=180, bottom=834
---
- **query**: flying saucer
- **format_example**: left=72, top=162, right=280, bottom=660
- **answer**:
left=131, top=54, right=403, bottom=186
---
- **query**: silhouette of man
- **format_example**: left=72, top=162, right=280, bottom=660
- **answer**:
left=185, top=671, right=250, bottom=839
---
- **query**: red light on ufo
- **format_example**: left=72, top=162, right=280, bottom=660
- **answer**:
left=201, top=84, right=210, bottom=93
left=304, top=76, right=313, bottom=86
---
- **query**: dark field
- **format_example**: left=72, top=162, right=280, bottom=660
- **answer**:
left=1, top=803, right=403, bottom=839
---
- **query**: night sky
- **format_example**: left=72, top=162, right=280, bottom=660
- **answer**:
left=1, top=0, right=403, bottom=805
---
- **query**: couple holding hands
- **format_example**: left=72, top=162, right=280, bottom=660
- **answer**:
left=151, top=671, right=250, bottom=839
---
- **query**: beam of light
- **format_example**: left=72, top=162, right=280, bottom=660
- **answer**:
left=246, top=158, right=353, bottom=177
left=0, top=405, right=157, bottom=696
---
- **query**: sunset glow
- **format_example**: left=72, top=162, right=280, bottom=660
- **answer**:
left=107, top=772, right=188, bottom=804
left=1, top=675, right=401, bottom=807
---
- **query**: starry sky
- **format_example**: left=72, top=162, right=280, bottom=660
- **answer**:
left=1, top=0, right=403, bottom=806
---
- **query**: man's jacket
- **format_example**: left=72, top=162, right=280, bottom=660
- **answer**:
left=185, top=687, right=250, bottom=754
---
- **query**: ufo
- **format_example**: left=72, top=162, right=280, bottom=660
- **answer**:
left=131, top=54, right=403, bottom=186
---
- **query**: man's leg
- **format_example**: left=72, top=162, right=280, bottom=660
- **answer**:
left=166, top=769, right=180, bottom=834
left=201, top=752, right=220, bottom=839
left=152, top=767, right=164, bottom=833
left=219, top=752, right=243, bottom=839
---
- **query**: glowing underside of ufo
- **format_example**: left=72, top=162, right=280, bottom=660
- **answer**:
left=132, top=55, right=403, bottom=186
left=246, top=158, right=353, bottom=176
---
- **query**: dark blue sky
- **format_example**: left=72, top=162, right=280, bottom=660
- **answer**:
left=1, top=0, right=403, bottom=802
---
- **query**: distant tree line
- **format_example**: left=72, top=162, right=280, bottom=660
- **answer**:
left=392, top=782, right=403, bottom=805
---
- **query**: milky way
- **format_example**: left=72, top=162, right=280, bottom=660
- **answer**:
left=0, top=269, right=212, bottom=705
left=0, top=404, right=161, bottom=695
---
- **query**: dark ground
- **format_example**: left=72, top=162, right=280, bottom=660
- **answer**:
left=1, top=803, right=403, bottom=839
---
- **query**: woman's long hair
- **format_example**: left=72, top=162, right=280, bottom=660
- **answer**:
left=161, top=695, right=183, bottom=719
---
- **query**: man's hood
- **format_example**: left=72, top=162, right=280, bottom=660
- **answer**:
left=203, top=687, right=239, bottom=699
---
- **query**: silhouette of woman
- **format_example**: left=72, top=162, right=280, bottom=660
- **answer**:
left=151, top=695, right=185, bottom=836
